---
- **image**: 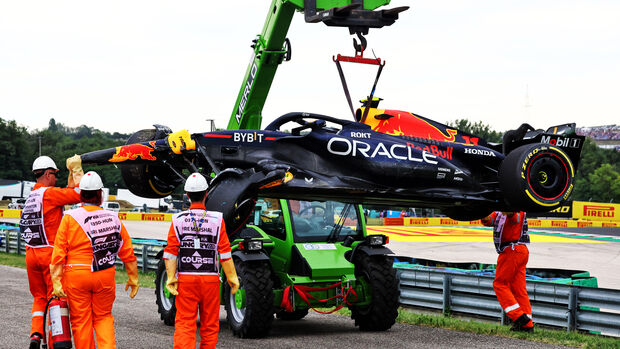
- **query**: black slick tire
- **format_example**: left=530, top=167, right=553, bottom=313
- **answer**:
left=499, top=143, right=575, bottom=211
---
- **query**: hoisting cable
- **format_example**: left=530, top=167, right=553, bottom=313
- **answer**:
left=360, top=49, right=385, bottom=123
left=333, top=31, right=385, bottom=121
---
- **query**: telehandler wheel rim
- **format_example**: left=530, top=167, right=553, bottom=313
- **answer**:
left=229, top=281, right=246, bottom=322
left=159, top=273, right=173, bottom=310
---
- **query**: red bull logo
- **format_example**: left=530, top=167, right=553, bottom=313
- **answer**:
left=118, top=213, right=127, bottom=220
left=406, top=143, right=453, bottom=160
left=109, top=141, right=157, bottom=163
left=368, top=110, right=459, bottom=142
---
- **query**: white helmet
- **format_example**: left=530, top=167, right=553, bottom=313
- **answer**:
left=32, top=156, right=58, bottom=171
left=184, top=173, right=208, bottom=192
left=79, top=171, right=104, bottom=191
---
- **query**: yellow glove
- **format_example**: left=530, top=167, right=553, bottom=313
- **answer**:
left=49, top=264, right=66, bottom=298
left=124, top=261, right=139, bottom=298
left=221, top=259, right=239, bottom=294
left=66, top=155, right=84, bottom=187
left=164, top=258, right=179, bottom=296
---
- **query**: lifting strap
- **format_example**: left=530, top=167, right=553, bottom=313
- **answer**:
left=333, top=32, right=385, bottom=121
left=281, top=281, right=358, bottom=314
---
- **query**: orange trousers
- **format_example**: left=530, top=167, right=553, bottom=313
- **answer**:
left=173, top=276, right=221, bottom=349
left=26, top=247, right=54, bottom=338
left=493, top=244, right=533, bottom=328
left=64, top=266, right=117, bottom=349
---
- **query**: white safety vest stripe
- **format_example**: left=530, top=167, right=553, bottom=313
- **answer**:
left=163, top=252, right=177, bottom=260
left=32, top=311, right=44, bottom=317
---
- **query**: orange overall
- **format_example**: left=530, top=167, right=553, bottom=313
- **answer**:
left=22, top=183, right=81, bottom=339
left=51, top=205, right=136, bottom=349
left=483, top=212, right=533, bottom=328
left=164, top=203, right=231, bottom=349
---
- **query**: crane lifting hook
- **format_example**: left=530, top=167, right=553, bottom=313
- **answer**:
left=352, top=32, right=367, bottom=55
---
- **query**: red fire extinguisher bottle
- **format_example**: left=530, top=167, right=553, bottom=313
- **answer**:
left=43, top=297, right=72, bottom=349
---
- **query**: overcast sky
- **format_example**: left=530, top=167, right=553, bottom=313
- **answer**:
left=1, top=1, right=618, bottom=136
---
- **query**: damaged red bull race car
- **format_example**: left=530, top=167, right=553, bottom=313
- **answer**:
left=81, top=109, right=583, bottom=233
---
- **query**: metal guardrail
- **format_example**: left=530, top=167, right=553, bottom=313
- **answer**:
left=3, top=228, right=619, bottom=336
left=1, top=229, right=163, bottom=273
left=396, top=267, right=620, bottom=337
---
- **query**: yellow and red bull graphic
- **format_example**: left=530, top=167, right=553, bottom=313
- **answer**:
left=109, top=141, right=157, bottom=163
left=573, top=201, right=619, bottom=221
left=359, top=108, right=479, bottom=145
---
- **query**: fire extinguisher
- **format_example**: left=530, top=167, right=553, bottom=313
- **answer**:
left=42, top=296, right=72, bottom=349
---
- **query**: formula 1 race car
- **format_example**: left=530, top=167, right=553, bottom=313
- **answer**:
left=81, top=110, right=584, bottom=234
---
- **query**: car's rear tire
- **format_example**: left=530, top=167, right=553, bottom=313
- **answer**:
left=224, top=259, right=274, bottom=338
left=500, top=143, right=575, bottom=211
left=155, top=258, right=176, bottom=326
left=350, top=254, right=399, bottom=331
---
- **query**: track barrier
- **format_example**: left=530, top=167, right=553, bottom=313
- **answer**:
left=2, top=208, right=616, bottom=226
left=395, top=265, right=620, bottom=337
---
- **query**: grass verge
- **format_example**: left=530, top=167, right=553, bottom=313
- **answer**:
left=331, top=308, right=619, bottom=348
left=0, top=252, right=156, bottom=289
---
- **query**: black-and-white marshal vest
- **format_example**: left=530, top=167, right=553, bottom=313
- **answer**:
left=66, top=207, right=123, bottom=272
left=172, top=209, right=224, bottom=275
left=20, top=187, right=50, bottom=248
left=493, top=212, right=530, bottom=254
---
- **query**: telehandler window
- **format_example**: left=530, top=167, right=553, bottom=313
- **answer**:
left=289, top=199, right=361, bottom=243
left=252, top=197, right=286, bottom=240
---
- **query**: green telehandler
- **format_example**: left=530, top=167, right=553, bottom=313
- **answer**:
left=154, top=0, right=407, bottom=337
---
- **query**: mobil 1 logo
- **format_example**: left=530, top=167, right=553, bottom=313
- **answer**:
left=541, top=135, right=581, bottom=148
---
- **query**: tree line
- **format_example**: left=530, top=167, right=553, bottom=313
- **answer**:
left=0, top=116, right=618, bottom=202
left=0, top=117, right=129, bottom=190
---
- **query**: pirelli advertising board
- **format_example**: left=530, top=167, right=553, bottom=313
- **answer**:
left=573, top=201, right=619, bottom=222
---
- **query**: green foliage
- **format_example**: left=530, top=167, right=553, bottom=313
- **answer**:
left=0, top=119, right=36, bottom=179
left=572, top=138, right=620, bottom=202
left=447, top=118, right=503, bottom=143
left=0, top=117, right=129, bottom=192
